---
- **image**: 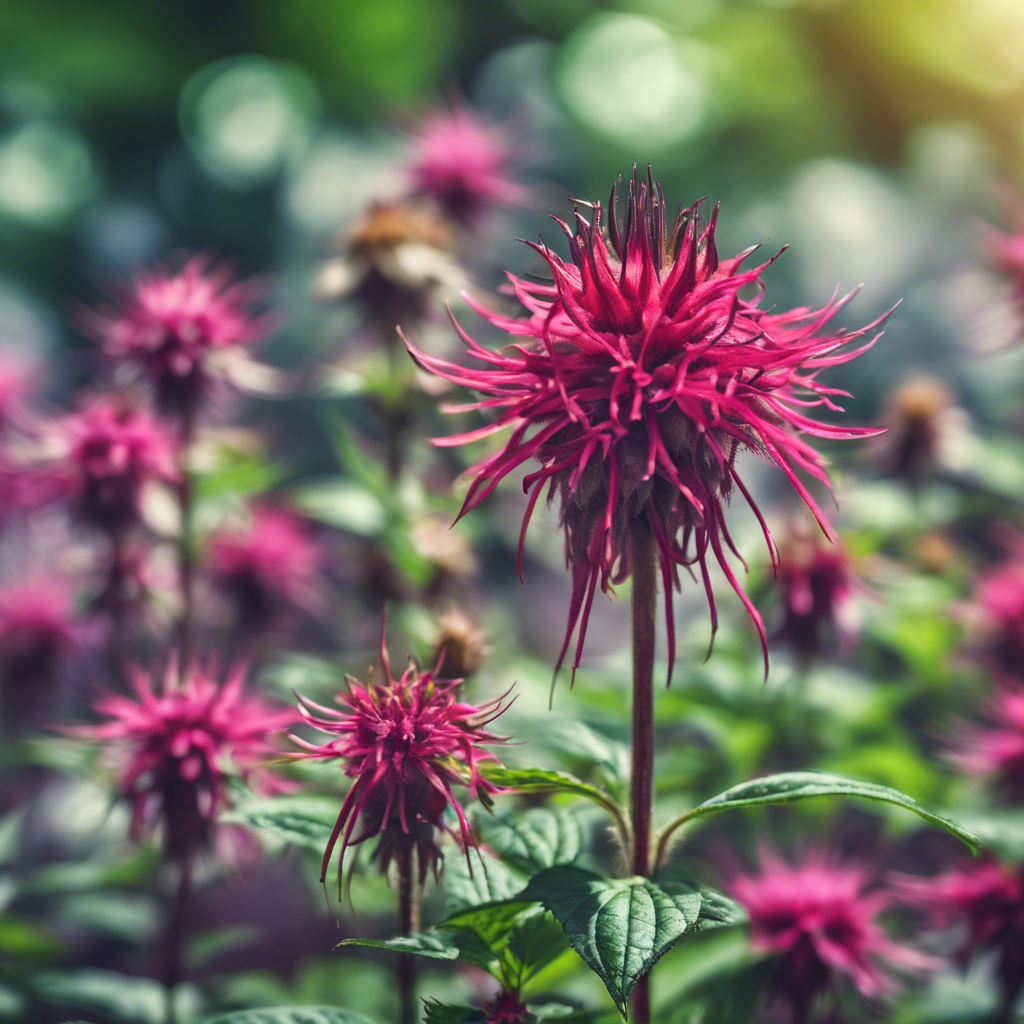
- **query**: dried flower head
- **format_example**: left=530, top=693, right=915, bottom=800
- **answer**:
left=950, top=682, right=1024, bottom=801
left=893, top=858, right=1024, bottom=1010
left=407, top=172, right=884, bottom=683
left=732, top=848, right=929, bottom=1024
left=432, top=606, right=487, bottom=680
left=83, top=659, right=295, bottom=863
left=83, top=257, right=275, bottom=417
left=314, top=199, right=461, bottom=337
left=0, top=576, right=81, bottom=729
left=772, top=524, right=860, bottom=662
left=408, top=106, right=524, bottom=227
left=59, top=396, right=180, bottom=532
left=290, top=617, right=510, bottom=888
left=208, top=505, right=323, bottom=629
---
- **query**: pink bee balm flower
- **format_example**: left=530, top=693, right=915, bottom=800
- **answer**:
left=732, top=848, right=929, bottom=1024
left=83, top=659, right=296, bottom=863
left=290, top=618, right=511, bottom=887
left=83, top=257, right=274, bottom=417
left=409, top=106, right=524, bottom=227
left=60, top=396, right=180, bottom=532
left=973, top=543, right=1024, bottom=679
left=208, top=505, right=323, bottom=628
left=0, top=577, right=81, bottom=729
left=773, top=525, right=860, bottom=662
left=951, top=682, right=1024, bottom=801
left=893, top=858, right=1024, bottom=1013
left=406, top=173, right=885, bottom=683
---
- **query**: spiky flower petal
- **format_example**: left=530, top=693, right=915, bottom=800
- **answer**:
left=408, top=173, right=884, bottom=683
left=289, top=617, right=510, bottom=887
left=82, top=659, right=295, bottom=862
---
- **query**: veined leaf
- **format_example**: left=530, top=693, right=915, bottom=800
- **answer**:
left=223, top=796, right=339, bottom=851
left=341, top=929, right=497, bottom=975
left=479, top=807, right=583, bottom=875
left=444, top=848, right=528, bottom=914
left=517, top=865, right=702, bottom=1015
left=423, top=1002, right=486, bottom=1024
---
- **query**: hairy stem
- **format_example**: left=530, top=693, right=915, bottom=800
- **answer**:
left=396, top=842, right=422, bottom=1024
left=161, top=860, right=191, bottom=1024
left=629, top=518, right=657, bottom=1023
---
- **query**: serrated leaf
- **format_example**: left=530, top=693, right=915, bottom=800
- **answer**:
left=203, top=1010, right=380, bottom=1024
left=479, top=768, right=624, bottom=827
left=480, top=808, right=583, bottom=875
left=342, top=929, right=498, bottom=975
left=423, top=1002, right=486, bottom=1024
left=652, top=869, right=747, bottom=934
left=444, top=849, right=528, bottom=914
left=223, top=796, right=339, bottom=851
left=517, top=866, right=702, bottom=1015
left=670, top=771, right=981, bottom=849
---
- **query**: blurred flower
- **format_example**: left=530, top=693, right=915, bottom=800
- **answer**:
left=208, top=504, right=323, bottom=629
left=431, top=606, right=487, bottom=680
left=951, top=682, right=1024, bottom=801
left=0, top=354, right=35, bottom=431
left=290, top=617, right=511, bottom=887
left=82, top=659, right=295, bottom=863
left=408, top=173, right=884, bottom=683
left=82, top=256, right=278, bottom=418
left=314, top=199, right=462, bottom=338
left=894, top=858, right=1024, bottom=1014
left=732, top=847, right=929, bottom=1024
left=772, top=524, right=860, bottom=663
left=0, top=576, right=81, bottom=730
left=873, top=374, right=966, bottom=487
left=971, top=537, right=1024, bottom=679
left=408, top=105, right=524, bottom=228
left=983, top=185, right=1024, bottom=337
left=57, top=395, right=180, bottom=533
left=480, top=991, right=529, bottom=1024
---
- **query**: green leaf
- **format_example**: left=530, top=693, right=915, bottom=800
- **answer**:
left=0, top=916, right=63, bottom=958
left=937, top=807, right=1024, bottom=863
left=0, top=811, right=23, bottom=866
left=291, top=479, right=386, bottom=537
left=479, top=808, right=583, bottom=876
left=444, top=849, right=528, bottom=914
left=32, top=968, right=199, bottom=1024
left=222, top=796, right=339, bottom=851
left=517, top=865, right=702, bottom=1015
left=341, top=929, right=498, bottom=975
left=203, top=1010, right=381, bottom=1024
left=662, top=771, right=981, bottom=850
left=423, top=1002, right=486, bottom=1024
left=327, top=416, right=388, bottom=493
left=478, top=767, right=626, bottom=837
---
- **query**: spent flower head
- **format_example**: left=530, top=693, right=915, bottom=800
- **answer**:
left=732, top=847, right=929, bottom=1024
left=290, top=616, right=511, bottom=888
left=82, top=658, right=295, bottom=863
left=58, top=395, right=180, bottom=532
left=83, top=256, right=275, bottom=417
left=408, top=105, right=524, bottom=227
left=408, top=172, right=885, bottom=683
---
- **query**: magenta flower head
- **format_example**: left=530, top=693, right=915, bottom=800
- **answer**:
left=208, top=504, right=323, bottom=629
left=950, top=682, right=1024, bottom=801
left=973, top=541, right=1024, bottom=679
left=0, top=576, right=81, bottom=730
left=893, top=858, right=1024, bottom=1011
left=83, top=257, right=275, bottom=418
left=58, top=395, right=180, bottom=533
left=406, top=172, right=885, bottom=683
left=732, top=847, right=929, bottom=1024
left=289, top=616, right=511, bottom=889
left=772, top=524, right=860, bottom=663
left=82, top=659, right=296, bottom=863
left=408, top=105, right=525, bottom=227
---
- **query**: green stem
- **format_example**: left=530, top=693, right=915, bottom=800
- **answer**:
left=629, top=519, right=657, bottom=1024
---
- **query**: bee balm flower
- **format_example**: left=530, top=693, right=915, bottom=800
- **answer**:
left=407, top=173, right=885, bottom=683
left=83, top=659, right=295, bottom=863
left=733, top=848, right=929, bottom=1024
left=290, top=618, right=510, bottom=887
left=951, top=682, right=1024, bottom=801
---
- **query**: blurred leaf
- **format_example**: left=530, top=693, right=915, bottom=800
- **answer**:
left=516, top=866, right=702, bottom=1015
left=326, top=417, right=387, bottom=493
left=24, top=848, right=160, bottom=895
left=194, top=455, right=282, bottom=504
left=0, top=811, right=23, bottom=867
left=57, top=892, right=157, bottom=943
left=223, top=795, right=339, bottom=851
left=291, top=478, right=386, bottom=536
left=0, top=916, right=63, bottom=958
left=659, top=771, right=982, bottom=850
left=478, top=808, right=583, bottom=876
left=32, top=969, right=198, bottom=1024
left=341, top=930, right=498, bottom=975
left=188, top=925, right=259, bottom=967
left=939, top=807, right=1024, bottom=862
left=204, top=1010, right=380, bottom=1024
